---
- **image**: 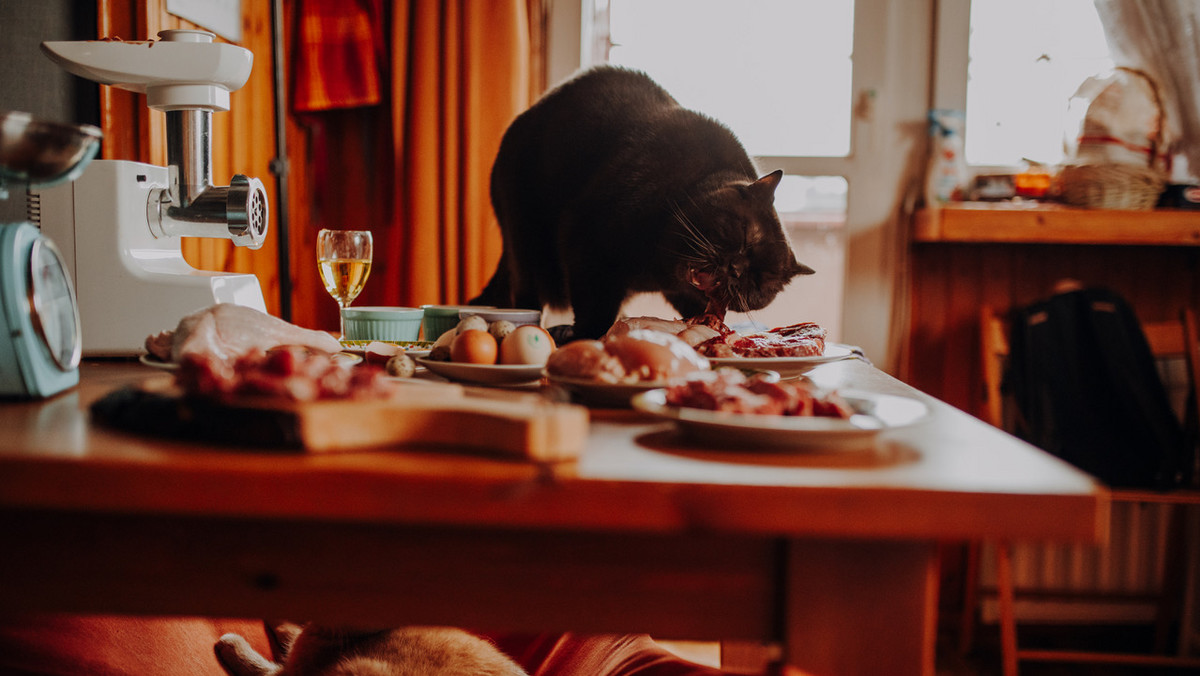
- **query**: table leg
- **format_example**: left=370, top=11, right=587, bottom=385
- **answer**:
left=779, top=539, right=939, bottom=676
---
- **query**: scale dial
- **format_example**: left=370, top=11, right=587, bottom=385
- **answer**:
left=28, top=237, right=81, bottom=370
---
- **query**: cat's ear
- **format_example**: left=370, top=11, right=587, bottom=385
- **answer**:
left=752, top=169, right=784, bottom=196
left=791, top=256, right=816, bottom=276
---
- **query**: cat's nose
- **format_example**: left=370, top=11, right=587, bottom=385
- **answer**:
left=730, top=259, right=748, bottom=279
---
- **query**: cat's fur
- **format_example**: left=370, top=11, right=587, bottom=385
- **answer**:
left=215, top=622, right=528, bottom=676
left=472, top=65, right=814, bottom=341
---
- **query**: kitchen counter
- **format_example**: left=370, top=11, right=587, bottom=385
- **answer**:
left=0, top=358, right=1105, bottom=675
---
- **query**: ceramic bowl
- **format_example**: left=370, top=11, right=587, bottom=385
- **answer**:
left=342, top=306, right=423, bottom=342
left=457, top=307, right=542, bottom=328
left=421, top=304, right=494, bottom=341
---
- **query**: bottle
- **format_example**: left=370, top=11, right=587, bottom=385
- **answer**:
left=926, top=109, right=969, bottom=205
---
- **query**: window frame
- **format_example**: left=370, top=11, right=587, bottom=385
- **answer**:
left=545, top=0, right=933, bottom=372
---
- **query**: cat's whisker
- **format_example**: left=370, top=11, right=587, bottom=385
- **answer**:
left=674, top=216, right=718, bottom=262
left=670, top=200, right=718, bottom=256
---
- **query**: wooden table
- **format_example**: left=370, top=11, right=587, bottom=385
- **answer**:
left=0, top=358, right=1106, bottom=675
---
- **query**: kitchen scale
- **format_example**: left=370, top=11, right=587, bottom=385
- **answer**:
left=0, top=110, right=100, bottom=397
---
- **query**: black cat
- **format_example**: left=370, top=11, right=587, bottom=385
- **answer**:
left=472, top=65, right=814, bottom=341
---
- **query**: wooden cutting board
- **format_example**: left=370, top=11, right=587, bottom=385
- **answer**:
left=91, top=378, right=589, bottom=462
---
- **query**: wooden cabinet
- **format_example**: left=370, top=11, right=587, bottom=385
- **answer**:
left=904, top=203, right=1200, bottom=419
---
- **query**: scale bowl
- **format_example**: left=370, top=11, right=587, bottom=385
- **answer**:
left=0, top=110, right=102, bottom=191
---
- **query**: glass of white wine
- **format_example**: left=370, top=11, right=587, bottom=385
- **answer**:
left=316, top=228, right=373, bottom=339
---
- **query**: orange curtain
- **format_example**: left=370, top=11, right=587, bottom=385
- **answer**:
left=291, top=0, right=542, bottom=333
left=389, top=0, right=539, bottom=306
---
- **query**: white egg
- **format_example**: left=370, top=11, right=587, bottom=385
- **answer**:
left=499, top=325, right=556, bottom=365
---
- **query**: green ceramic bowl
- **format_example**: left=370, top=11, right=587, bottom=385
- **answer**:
left=342, top=306, right=423, bottom=342
left=421, top=304, right=493, bottom=341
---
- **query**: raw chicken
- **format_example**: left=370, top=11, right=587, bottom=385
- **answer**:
left=602, top=316, right=686, bottom=340
left=144, top=304, right=343, bottom=363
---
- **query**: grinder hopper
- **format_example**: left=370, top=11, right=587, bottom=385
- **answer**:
left=33, top=29, right=270, bottom=356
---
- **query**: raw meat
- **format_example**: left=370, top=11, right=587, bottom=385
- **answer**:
left=144, top=304, right=343, bottom=363
left=176, top=345, right=398, bottom=402
left=665, top=369, right=853, bottom=418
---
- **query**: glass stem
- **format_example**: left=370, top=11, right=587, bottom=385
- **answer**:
left=338, top=302, right=347, bottom=339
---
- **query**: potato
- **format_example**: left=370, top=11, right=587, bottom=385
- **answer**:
left=432, top=328, right=458, bottom=350
left=385, top=353, right=416, bottom=378
left=456, top=315, right=488, bottom=334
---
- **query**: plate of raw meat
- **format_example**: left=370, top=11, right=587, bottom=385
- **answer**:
left=631, top=369, right=927, bottom=451
left=706, top=343, right=856, bottom=377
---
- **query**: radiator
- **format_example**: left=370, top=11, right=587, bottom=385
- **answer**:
left=979, top=501, right=1176, bottom=624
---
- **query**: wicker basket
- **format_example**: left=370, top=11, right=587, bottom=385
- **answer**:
left=1057, top=67, right=1169, bottom=210
left=1056, top=163, right=1167, bottom=210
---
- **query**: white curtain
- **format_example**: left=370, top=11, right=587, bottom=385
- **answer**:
left=1094, top=0, right=1200, bottom=178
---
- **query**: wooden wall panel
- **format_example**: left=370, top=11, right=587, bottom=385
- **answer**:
left=905, top=242, right=1200, bottom=420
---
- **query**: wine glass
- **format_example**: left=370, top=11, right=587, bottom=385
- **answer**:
left=316, top=229, right=373, bottom=339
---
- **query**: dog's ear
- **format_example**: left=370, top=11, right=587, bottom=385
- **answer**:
left=214, top=633, right=280, bottom=676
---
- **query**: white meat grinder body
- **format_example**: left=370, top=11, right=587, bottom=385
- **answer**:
left=33, top=29, right=269, bottom=356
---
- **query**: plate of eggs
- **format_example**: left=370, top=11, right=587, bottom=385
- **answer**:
left=417, top=314, right=555, bottom=386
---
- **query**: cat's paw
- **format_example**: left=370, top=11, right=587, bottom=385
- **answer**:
left=214, top=633, right=281, bottom=676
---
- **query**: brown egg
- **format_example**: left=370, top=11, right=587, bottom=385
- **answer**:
left=450, top=329, right=498, bottom=364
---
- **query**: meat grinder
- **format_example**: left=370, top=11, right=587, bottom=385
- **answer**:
left=32, top=29, right=269, bottom=356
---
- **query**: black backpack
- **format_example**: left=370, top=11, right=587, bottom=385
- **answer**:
left=1004, top=287, right=1193, bottom=489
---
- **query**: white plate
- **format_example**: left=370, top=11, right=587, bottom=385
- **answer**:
left=546, top=373, right=675, bottom=408
left=707, top=343, right=855, bottom=377
left=417, top=357, right=544, bottom=385
left=547, top=369, right=781, bottom=408
left=340, top=339, right=434, bottom=358
left=630, top=388, right=928, bottom=452
left=139, top=354, right=177, bottom=370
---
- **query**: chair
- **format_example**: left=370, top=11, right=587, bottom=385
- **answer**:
left=965, top=303, right=1200, bottom=675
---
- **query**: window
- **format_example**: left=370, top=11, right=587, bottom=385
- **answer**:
left=604, top=0, right=854, bottom=158
left=584, top=0, right=853, bottom=336
left=959, top=0, right=1114, bottom=167
left=550, top=0, right=929, bottom=367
